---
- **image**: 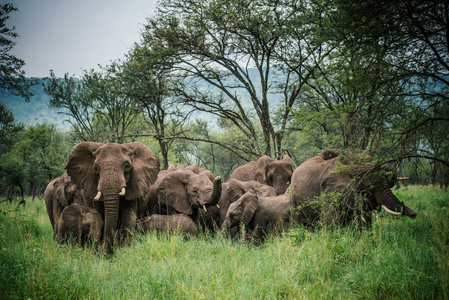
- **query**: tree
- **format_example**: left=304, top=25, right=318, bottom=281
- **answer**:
left=0, top=102, right=23, bottom=154
left=44, top=71, right=99, bottom=142
left=326, top=0, right=449, bottom=186
left=143, top=0, right=329, bottom=159
left=0, top=4, right=34, bottom=101
left=119, top=44, right=186, bottom=169
left=44, top=66, right=142, bottom=143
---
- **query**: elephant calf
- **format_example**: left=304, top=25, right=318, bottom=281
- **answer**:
left=138, top=214, right=199, bottom=237
left=222, top=192, right=292, bottom=241
left=57, top=203, right=103, bottom=246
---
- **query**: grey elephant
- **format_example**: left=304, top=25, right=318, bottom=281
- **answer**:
left=138, top=214, right=198, bottom=236
left=198, top=179, right=277, bottom=231
left=222, top=192, right=292, bottom=241
left=289, top=149, right=417, bottom=227
left=154, top=169, right=221, bottom=230
left=57, top=203, right=103, bottom=245
left=66, top=142, right=160, bottom=252
left=44, top=173, right=85, bottom=235
left=144, top=166, right=217, bottom=217
left=231, top=155, right=295, bottom=195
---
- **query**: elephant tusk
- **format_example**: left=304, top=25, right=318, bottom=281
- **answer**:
left=119, top=187, right=126, bottom=196
left=94, top=191, right=102, bottom=201
left=216, top=204, right=220, bottom=208
left=382, top=205, right=402, bottom=216
left=203, top=205, right=207, bottom=213
left=398, top=177, right=409, bottom=181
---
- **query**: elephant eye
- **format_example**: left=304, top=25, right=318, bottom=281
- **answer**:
left=94, top=165, right=100, bottom=174
left=193, top=188, right=199, bottom=194
left=124, top=162, right=133, bottom=173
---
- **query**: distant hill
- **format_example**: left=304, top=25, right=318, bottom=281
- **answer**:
left=1, top=71, right=280, bottom=133
left=1, top=78, right=71, bottom=131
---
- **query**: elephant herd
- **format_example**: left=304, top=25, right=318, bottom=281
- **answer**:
left=44, top=142, right=417, bottom=252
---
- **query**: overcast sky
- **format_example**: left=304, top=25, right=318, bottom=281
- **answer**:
left=4, top=0, right=158, bottom=78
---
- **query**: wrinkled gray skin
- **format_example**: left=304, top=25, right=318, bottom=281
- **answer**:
left=57, top=203, right=103, bottom=245
left=289, top=149, right=417, bottom=227
left=144, top=166, right=217, bottom=217
left=155, top=169, right=222, bottom=230
left=138, top=214, right=198, bottom=237
left=198, top=179, right=277, bottom=231
left=222, top=192, right=292, bottom=241
left=44, top=173, right=85, bottom=235
left=231, top=155, right=295, bottom=195
left=66, top=142, right=159, bottom=252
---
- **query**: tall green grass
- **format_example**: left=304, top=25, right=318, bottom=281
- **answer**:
left=1, top=185, right=447, bottom=299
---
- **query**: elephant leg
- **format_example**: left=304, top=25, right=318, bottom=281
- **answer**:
left=119, top=198, right=137, bottom=243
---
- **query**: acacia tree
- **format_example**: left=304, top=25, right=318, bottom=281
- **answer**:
left=144, top=0, right=328, bottom=159
left=118, top=44, right=187, bottom=169
left=326, top=0, right=449, bottom=186
left=44, top=67, right=141, bottom=143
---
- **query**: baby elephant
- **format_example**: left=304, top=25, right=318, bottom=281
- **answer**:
left=138, top=214, right=199, bottom=237
left=57, top=203, right=103, bottom=246
left=222, top=192, right=291, bottom=241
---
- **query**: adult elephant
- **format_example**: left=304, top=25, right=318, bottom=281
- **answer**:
left=222, top=192, right=292, bottom=241
left=155, top=169, right=221, bottom=228
left=231, top=155, right=295, bottom=195
left=66, top=142, right=159, bottom=251
left=198, top=179, right=277, bottom=231
left=57, top=203, right=103, bottom=246
left=289, top=149, right=417, bottom=227
left=44, top=173, right=84, bottom=235
left=143, top=166, right=217, bottom=217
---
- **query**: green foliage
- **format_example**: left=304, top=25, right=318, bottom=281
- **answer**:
left=0, top=186, right=447, bottom=299
left=0, top=3, right=35, bottom=101
left=0, top=123, right=69, bottom=200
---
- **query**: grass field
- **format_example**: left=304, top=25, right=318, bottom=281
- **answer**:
left=1, top=185, right=448, bottom=299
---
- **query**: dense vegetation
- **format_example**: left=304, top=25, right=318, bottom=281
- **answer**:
left=2, top=0, right=449, bottom=201
left=0, top=3, right=447, bottom=298
left=0, top=186, right=447, bottom=299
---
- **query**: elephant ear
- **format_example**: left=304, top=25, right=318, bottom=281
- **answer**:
left=254, top=155, right=272, bottom=184
left=200, top=170, right=215, bottom=182
left=241, top=192, right=258, bottom=227
left=227, top=179, right=246, bottom=202
left=156, top=170, right=193, bottom=215
left=54, top=176, right=69, bottom=207
left=66, top=142, right=103, bottom=204
left=282, top=154, right=296, bottom=176
left=319, top=149, right=344, bottom=161
left=124, top=142, right=160, bottom=201
left=282, top=155, right=295, bottom=167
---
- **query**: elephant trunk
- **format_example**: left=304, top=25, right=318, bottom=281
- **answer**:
left=221, top=218, right=230, bottom=229
left=102, top=192, right=120, bottom=251
left=375, top=188, right=417, bottom=219
left=209, top=177, right=222, bottom=206
left=202, top=177, right=222, bottom=212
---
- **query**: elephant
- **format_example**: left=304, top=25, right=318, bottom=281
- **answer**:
left=57, top=203, right=103, bottom=246
left=198, top=179, right=277, bottom=231
left=230, top=155, right=295, bottom=195
left=222, top=192, right=292, bottom=241
left=167, top=163, right=209, bottom=175
left=66, top=142, right=160, bottom=251
left=138, top=214, right=199, bottom=237
left=289, top=149, right=417, bottom=227
left=155, top=169, right=222, bottom=229
left=143, top=166, right=217, bottom=217
left=44, top=173, right=85, bottom=235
